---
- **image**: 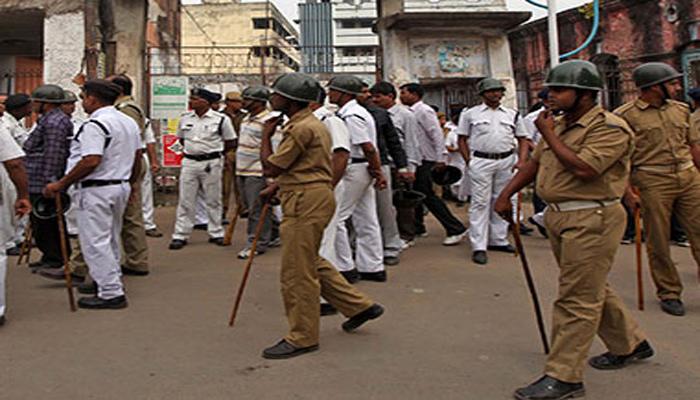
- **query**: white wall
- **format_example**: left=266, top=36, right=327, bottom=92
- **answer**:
left=43, top=11, right=84, bottom=93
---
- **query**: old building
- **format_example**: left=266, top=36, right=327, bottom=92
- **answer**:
left=178, top=0, right=299, bottom=87
left=509, top=0, right=700, bottom=112
left=375, top=0, right=530, bottom=116
left=0, top=0, right=179, bottom=109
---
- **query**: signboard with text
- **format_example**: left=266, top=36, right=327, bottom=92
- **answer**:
left=151, top=76, right=189, bottom=119
left=162, top=134, right=183, bottom=167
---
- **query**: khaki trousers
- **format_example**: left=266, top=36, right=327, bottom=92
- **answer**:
left=543, top=203, right=645, bottom=383
left=279, top=183, right=373, bottom=348
left=631, top=167, right=700, bottom=300
left=222, top=149, right=239, bottom=216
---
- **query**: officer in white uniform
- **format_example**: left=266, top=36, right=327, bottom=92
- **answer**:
left=43, top=79, right=141, bottom=309
left=457, top=78, right=529, bottom=265
left=169, top=88, right=236, bottom=250
left=0, top=123, right=31, bottom=325
left=327, top=76, right=387, bottom=283
left=141, top=118, right=162, bottom=237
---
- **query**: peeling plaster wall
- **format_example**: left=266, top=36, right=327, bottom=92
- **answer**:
left=112, top=1, right=147, bottom=107
left=486, top=36, right=517, bottom=108
left=0, top=0, right=82, bottom=15
left=43, top=11, right=84, bottom=93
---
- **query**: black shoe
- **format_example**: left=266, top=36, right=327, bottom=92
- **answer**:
left=208, top=237, right=225, bottom=246
left=77, top=295, right=128, bottom=310
left=145, top=228, right=163, bottom=238
left=514, top=375, right=585, bottom=400
left=360, top=271, right=387, bottom=282
left=340, top=269, right=360, bottom=284
left=168, top=239, right=187, bottom=250
left=383, top=256, right=400, bottom=266
left=193, top=223, right=207, bottom=231
left=121, top=266, right=149, bottom=276
left=588, top=340, right=654, bottom=370
left=262, top=339, right=319, bottom=359
left=320, top=303, right=338, bottom=316
left=342, top=304, right=384, bottom=332
left=472, top=251, right=488, bottom=265
left=660, top=299, right=685, bottom=316
left=520, top=224, right=534, bottom=236
left=222, top=219, right=230, bottom=226
left=0, top=315, right=5, bottom=326
left=78, top=281, right=97, bottom=295
left=6, top=246, right=20, bottom=256
left=529, top=217, right=548, bottom=238
left=29, top=261, right=61, bottom=270
left=38, top=268, right=86, bottom=283
left=488, top=244, right=516, bottom=254
left=620, top=236, right=633, bottom=245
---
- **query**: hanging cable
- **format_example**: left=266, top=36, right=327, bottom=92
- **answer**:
left=523, top=0, right=601, bottom=60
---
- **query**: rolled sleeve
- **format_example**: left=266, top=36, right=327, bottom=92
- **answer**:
left=577, top=124, right=630, bottom=174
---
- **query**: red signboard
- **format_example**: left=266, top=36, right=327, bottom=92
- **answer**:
left=162, top=134, right=183, bottom=167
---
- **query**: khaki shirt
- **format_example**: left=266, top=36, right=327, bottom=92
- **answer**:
left=225, top=110, right=246, bottom=135
left=115, top=95, right=145, bottom=140
left=267, top=108, right=332, bottom=189
left=532, top=105, right=633, bottom=203
left=615, top=99, right=699, bottom=168
left=692, top=109, right=700, bottom=146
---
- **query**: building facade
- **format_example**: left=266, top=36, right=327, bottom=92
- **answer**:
left=509, top=0, right=700, bottom=112
left=376, top=0, right=530, bottom=116
left=178, top=0, right=300, bottom=86
left=299, top=0, right=378, bottom=81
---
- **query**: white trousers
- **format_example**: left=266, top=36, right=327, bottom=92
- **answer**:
left=64, top=186, right=79, bottom=236
left=1, top=169, right=15, bottom=316
left=77, top=184, right=130, bottom=300
left=0, top=245, right=6, bottom=317
left=141, top=155, right=157, bottom=231
left=173, top=158, right=223, bottom=240
left=194, top=191, right=209, bottom=225
left=332, top=164, right=384, bottom=272
left=452, top=165, right=472, bottom=201
left=468, top=155, right=517, bottom=251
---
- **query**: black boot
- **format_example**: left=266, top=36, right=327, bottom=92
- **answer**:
left=262, top=340, right=318, bottom=359
left=588, top=340, right=654, bottom=370
left=514, top=375, right=584, bottom=400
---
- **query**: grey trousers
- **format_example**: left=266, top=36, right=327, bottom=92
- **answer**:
left=375, top=165, right=402, bottom=258
left=238, top=175, right=277, bottom=253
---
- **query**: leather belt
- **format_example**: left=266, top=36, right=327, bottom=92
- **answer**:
left=634, top=161, right=694, bottom=174
left=81, top=179, right=128, bottom=188
left=183, top=152, right=222, bottom=161
left=548, top=199, right=619, bottom=212
left=351, top=157, right=368, bottom=164
left=473, top=150, right=514, bottom=160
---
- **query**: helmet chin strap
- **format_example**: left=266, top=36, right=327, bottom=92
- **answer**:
left=660, top=84, right=671, bottom=101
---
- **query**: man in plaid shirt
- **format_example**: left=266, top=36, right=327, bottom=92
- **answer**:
left=23, top=85, right=73, bottom=269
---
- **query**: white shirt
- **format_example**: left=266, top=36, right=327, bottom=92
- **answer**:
left=336, top=99, right=376, bottom=159
left=456, top=103, right=522, bottom=153
left=236, top=109, right=280, bottom=176
left=177, top=108, right=236, bottom=155
left=144, top=118, right=156, bottom=145
left=444, top=128, right=464, bottom=169
left=0, top=125, right=25, bottom=238
left=2, top=112, right=29, bottom=146
left=388, top=104, right=421, bottom=171
left=516, top=108, right=545, bottom=145
left=67, top=106, right=141, bottom=181
left=409, top=100, right=445, bottom=163
left=314, top=106, right=350, bottom=153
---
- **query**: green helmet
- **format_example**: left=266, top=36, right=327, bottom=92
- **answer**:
left=327, top=75, right=364, bottom=96
left=62, top=90, right=78, bottom=103
left=544, top=60, right=603, bottom=91
left=271, top=73, right=321, bottom=103
left=632, top=62, right=683, bottom=89
left=242, top=85, right=270, bottom=102
left=477, top=78, right=506, bottom=94
left=31, top=84, right=66, bottom=103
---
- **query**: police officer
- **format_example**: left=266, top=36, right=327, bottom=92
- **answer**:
left=222, top=91, right=246, bottom=219
left=615, top=63, right=700, bottom=317
left=236, top=86, right=278, bottom=259
left=142, top=118, right=162, bottom=237
left=494, top=60, right=651, bottom=400
left=43, top=79, right=142, bottom=309
left=327, top=75, right=387, bottom=283
left=0, top=121, right=31, bottom=325
left=2, top=93, right=32, bottom=145
left=259, top=72, right=382, bottom=359
left=457, top=78, right=529, bottom=265
left=169, top=88, right=236, bottom=249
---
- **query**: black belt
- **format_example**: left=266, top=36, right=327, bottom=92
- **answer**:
left=184, top=152, right=222, bottom=161
left=351, top=157, right=368, bottom=164
left=81, top=179, right=128, bottom=188
left=473, top=150, right=514, bottom=160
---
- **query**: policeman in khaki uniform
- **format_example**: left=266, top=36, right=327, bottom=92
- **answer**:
left=615, top=63, right=700, bottom=317
left=494, top=61, right=652, bottom=400
left=259, top=73, right=383, bottom=359
left=169, top=88, right=236, bottom=250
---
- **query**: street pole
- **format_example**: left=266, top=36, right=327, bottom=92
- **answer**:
left=547, top=0, right=560, bottom=67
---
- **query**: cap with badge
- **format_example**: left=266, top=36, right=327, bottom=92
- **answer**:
left=4, top=93, right=31, bottom=110
left=190, top=88, right=219, bottom=104
left=226, top=91, right=243, bottom=102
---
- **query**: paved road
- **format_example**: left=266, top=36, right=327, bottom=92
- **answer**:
left=2, top=205, right=699, bottom=400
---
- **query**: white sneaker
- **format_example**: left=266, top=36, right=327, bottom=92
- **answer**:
left=237, top=248, right=259, bottom=260
left=400, top=239, right=415, bottom=251
left=442, top=231, right=467, bottom=246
